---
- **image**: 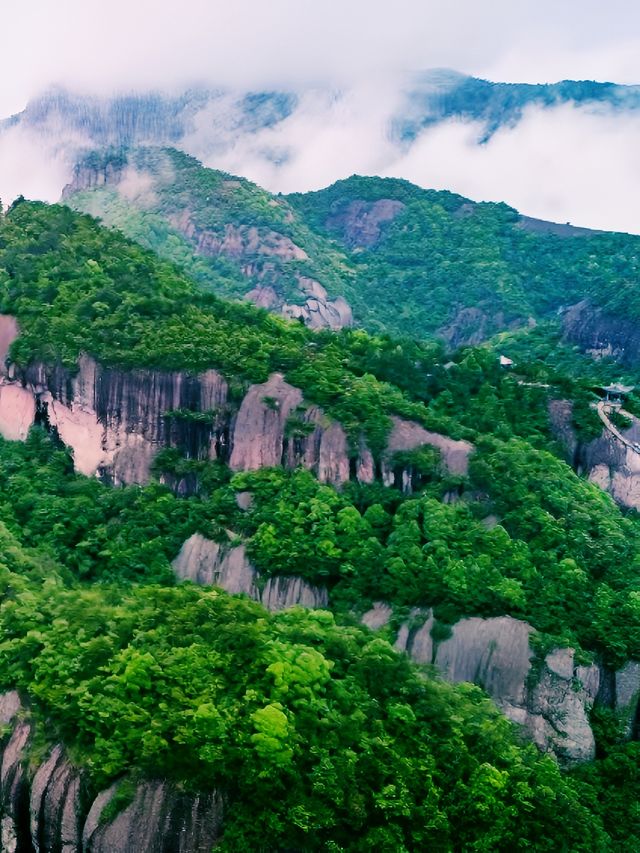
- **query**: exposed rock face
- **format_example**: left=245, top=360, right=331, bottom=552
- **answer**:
left=584, top=413, right=640, bottom=509
left=435, top=616, right=535, bottom=708
left=523, top=649, right=600, bottom=763
left=30, top=745, right=85, bottom=853
left=0, top=317, right=474, bottom=495
left=563, top=299, right=640, bottom=366
left=325, top=199, right=406, bottom=248
left=172, top=532, right=329, bottom=610
left=0, top=693, right=32, bottom=853
left=611, top=661, right=640, bottom=737
left=365, top=609, right=603, bottom=764
left=438, top=307, right=495, bottom=349
left=229, top=373, right=303, bottom=472
left=382, top=416, right=473, bottom=490
left=548, top=399, right=578, bottom=464
left=3, top=353, right=229, bottom=485
left=171, top=212, right=309, bottom=264
left=67, top=156, right=353, bottom=332
left=83, top=780, right=223, bottom=853
left=282, top=279, right=353, bottom=331
left=0, top=692, right=225, bottom=853
left=547, top=396, right=640, bottom=511
left=0, top=315, right=19, bottom=367
left=172, top=532, right=256, bottom=595
left=360, top=602, right=392, bottom=631
left=283, top=405, right=351, bottom=487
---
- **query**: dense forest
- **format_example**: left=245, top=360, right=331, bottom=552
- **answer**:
left=1, top=197, right=640, bottom=848
left=65, top=147, right=640, bottom=347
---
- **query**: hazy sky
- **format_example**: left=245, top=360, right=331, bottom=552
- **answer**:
left=2, top=1, right=640, bottom=232
left=2, top=0, right=640, bottom=116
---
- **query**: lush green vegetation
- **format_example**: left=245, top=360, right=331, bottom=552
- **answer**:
left=0, top=198, right=467, bottom=455
left=0, top=515, right=632, bottom=851
left=288, top=174, right=640, bottom=341
left=69, top=147, right=351, bottom=304
left=3, top=195, right=640, bottom=847
left=67, top=150, right=640, bottom=353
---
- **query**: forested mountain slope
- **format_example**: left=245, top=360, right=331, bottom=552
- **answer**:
left=64, top=148, right=640, bottom=355
left=2, top=199, right=640, bottom=848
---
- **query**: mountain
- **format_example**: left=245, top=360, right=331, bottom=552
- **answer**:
left=394, top=70, right=640, bottom=140
left=64, top=147, right=640, bottom=351
left=2, top=198, right=640, bottom=849
left=5, top=71, right=640, bottom=223
left=7, top=73, right=639, bottom=154
left=63, top=147, right=354, bottom=329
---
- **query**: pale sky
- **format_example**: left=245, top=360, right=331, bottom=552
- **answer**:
left=3, top=1, right=640, bottom=232
left=2, top=0, right=640, bottom=116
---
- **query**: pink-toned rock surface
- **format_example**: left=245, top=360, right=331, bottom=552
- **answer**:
left=230, top=373, right=303, bottom=471
left=382, top=416, right=473, bottom=483
left=0, top=384, right=36, bottom=441
left=0, top=316, right=19, bottom=371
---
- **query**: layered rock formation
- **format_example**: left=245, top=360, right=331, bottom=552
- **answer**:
left=172, top=532, right=328, bottom=610
left=0, top=693, right=223, bottom=853
left=547, top=395, right=640, bottom=511
left=64, top=153, right=353, bottom=332
left=364, top=605, right=639, bottom=765
left=0, top=316, right=470, bottom=494
left=563, top=299, right=640, bottom=366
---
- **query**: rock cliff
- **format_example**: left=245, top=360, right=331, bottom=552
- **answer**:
left=0, top=316, right=470, bottom=494
left=364, top=605, right=639, bottom=765
left=563, top=300, right=640, bottom=366
left=0, top=693, right=224, bottom=853
left=64, top=152, right=353, bottom=332
left=547, top=395, right=640, bottom=511
left=584, top=413, right=640, bottom=509
left=172, top=532, right=328, bottom=610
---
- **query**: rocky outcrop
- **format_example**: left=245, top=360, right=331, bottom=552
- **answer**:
left=365, top=607, right=610, bottom=764
left=0, top=692, right=30, bottom=853
left=547, top=396, right=640, bottom=511
left=563, top=299, right=640, bottom=366
left=83, top=780, right=223, bottom=853
left=325, top=199, right=406, bottom=248
left=170, top=212, right=309, bottom=264
left=548, top=398, right=579, bottom=464
left=229, top=373, right=303, bottom=472
left=382, top=416, right=472, bottom=490
left=172, top=532, right=256, bottom=595
left=282, top=277, right=352, bottom=331
left=610, top=661, right=640, bottom=737
left=66, top=155, right=354, bottom=332
left=30, top=745, right=85, bottom=852
left=0, top=692, right=224, bottom=853
left=0, top=317, right=473, bottom=494
left=172, top=532, right=329, bottom=610
left=584, top=411, right=640, bottom=509
left=3, top=352, right=229, bottom=485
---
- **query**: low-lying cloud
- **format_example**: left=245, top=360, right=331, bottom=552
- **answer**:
left=194, top=96, right=640, bottom=234
left=1, top=87, right=640, bottom=235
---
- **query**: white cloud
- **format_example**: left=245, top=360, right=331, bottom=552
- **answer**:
left=383, top=104, right=640, bottom=234
left=2, top=0, right=640, bottom=118
left=2, top=1, right=640, bottom=230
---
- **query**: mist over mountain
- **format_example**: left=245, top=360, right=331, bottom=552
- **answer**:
left=3, top=71, right=640, bottom=232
